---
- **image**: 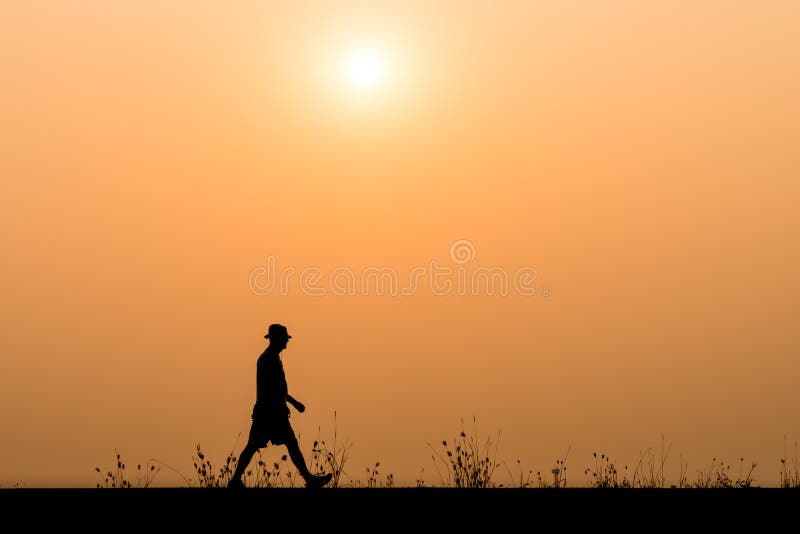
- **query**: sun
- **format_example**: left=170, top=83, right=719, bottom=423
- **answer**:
left=348, top=52, right=382, bottom=87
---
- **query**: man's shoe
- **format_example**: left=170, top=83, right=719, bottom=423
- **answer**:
left=305, top=473, right=333, bottom=489
left=227, top=478, right=246, bottom=489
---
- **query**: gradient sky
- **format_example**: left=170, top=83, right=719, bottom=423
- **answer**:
left=2, top=1, right=799, bottom=487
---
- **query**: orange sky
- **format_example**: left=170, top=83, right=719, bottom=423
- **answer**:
left=1, top=1, right=799, bottom=487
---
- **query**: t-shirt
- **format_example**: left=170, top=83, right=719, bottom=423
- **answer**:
left=255, top=349, right=289, bottom=415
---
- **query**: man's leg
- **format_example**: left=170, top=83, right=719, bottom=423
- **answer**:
left=230, top=442, right=258, bottom=484
left=284, top=432, right=332, bottom=488
left=284, top=433, right=312, bottom=480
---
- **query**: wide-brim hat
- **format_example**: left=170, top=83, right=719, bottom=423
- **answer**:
left=264, top=323, right=292, bottom=340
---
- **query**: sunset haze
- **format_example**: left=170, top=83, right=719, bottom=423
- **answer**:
left=1, top=1, right=798, bottom=487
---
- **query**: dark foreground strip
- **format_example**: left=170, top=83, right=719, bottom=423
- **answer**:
left=0, top=488, right=794, bottom=529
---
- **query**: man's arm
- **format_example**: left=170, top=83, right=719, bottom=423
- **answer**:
left=287, top=394, right=305, bottom=413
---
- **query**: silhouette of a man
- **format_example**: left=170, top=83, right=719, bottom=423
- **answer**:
left=228, top=324, right=332, bottom=488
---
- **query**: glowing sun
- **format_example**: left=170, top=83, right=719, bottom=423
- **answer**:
left=348, top=52, right=382, bottom=87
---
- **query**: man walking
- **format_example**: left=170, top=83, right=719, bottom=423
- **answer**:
left=228, top=324, right=332, bottom=488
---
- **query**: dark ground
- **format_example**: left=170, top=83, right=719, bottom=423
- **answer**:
left=1, top=488, right=795, bottom=529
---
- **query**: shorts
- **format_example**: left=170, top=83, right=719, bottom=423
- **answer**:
left=248, top=403, right=294, bottom=448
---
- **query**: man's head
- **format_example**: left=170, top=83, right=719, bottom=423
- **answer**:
left=264, top=323, right=292, bottom=351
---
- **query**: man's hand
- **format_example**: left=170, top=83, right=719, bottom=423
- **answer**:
left=287, top=395, right=305, bottom=413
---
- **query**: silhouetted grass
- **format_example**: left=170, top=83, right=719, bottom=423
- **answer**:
left=780, top=438, right=800, bottom=488
left=537, top=450, right=571, bottom=488
left=503, top=459, right=537, bottom=488
left=692, top=458, right=757, bottom=488
left=191, top=444, right=239, bottom=488
left=428, top=417, right=501, bottom=487
left=358, top=461, right=394, bottom=488
left=585, top=452, right=631, bottom=488
left=91, top=418, right=799, bottom=488
left=94, top=450, right=160, bottom=488
left=307, top=411, right=354, bottom=487
left=583, top=436, right=670, bottom=488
